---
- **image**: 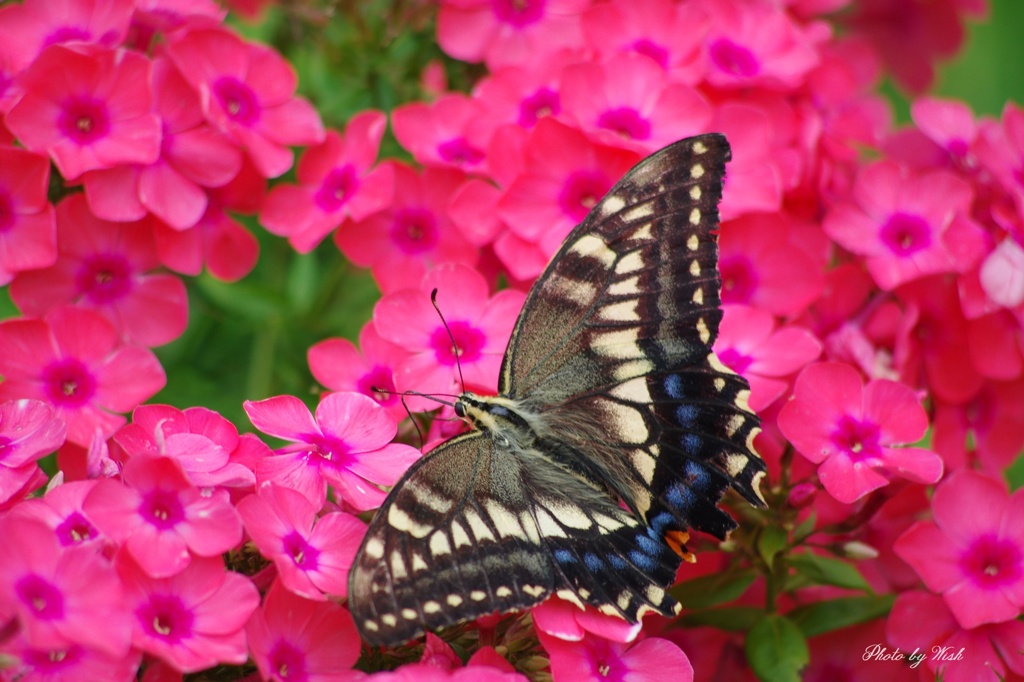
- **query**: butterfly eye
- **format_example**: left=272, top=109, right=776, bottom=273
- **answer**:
left=454, top=401, right=466, bottom=418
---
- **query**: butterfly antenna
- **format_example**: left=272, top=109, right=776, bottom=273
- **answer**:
left=430, top=288, right=467, bottom=392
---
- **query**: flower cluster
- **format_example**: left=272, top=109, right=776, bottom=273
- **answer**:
left=0, top=0, right=1021, bottom=680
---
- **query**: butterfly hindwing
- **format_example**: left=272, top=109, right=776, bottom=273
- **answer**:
left=349, top=428, right=681, bottom=645
left=349, top=134, right=766, bottom=646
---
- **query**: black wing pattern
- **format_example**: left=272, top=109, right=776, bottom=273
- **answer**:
left=348, top=134, right=766, bottom=646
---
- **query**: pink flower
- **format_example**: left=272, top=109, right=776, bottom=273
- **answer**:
left=715, top=305, right=822, bottom=413
left=581, top=0, right=706, bottom=83
left=82, top=56, right=243, bottom=229
left=823, top=160, right=987, bottom=290
left=0, top=0, right=134, bottom=71
left=0, top=398, right=65, bottom=507
left=153, top=159, right=264, bottom=282
left=307, top=323, right=411, bottom=420
left=5, top=45, right=161, bottom=180
left=700, top=1, right=820, bottom=90
left=437, top=0, right=589, bottom=69
left=842, top=0, right=970, bottom=93
left=560, top=53, right=711, bottom=154
left=9, top=194, right=189, bottom=347
left=260, top=110, right=392, bottom=252
left=166, top=27, right=324, bottom=178
left=910, top=96, right=978, bottom=160
left=718, top=213, right=827, bottom=317
left=887, top=590, right=1024, bottom=682
left=0, top=515, right=131, bottom=657
left=236, top=482, right=365, bottom=599
left=373, top=263, right=526, bottom=406
left=369, top=662, right=527, bottom=682
left=246, top=579, right=363, bottom=682
left=118, top=553, right=259, bottom=673
left=334, top=163, right=478, bottom=294
left=494, top=119, right=639, bottom=276
left=84, top=455, right=243, bottom=578
left=4, top=479, right=105, bottom=548
left=932, top=379, right=1024, bottom=475
left=777, top=362, right=943, bottom=503
left=244, top=391, right=420, bottom=510
left=0, top=635, right=141, bottom=682
left=0, top=398, right=66, bottom=473
left=392, top=94, right=495, bottom=172
left=532, top=599, right=642, bottom=644
left=0, top=146, right=56, bottom=275
left=895, top=471, right=1024, bottom=629
left=0, top=306, right=165, bottom=446
left=113, top=403, right=258, bottom=489
left=540, top=630, right=694, bottom=682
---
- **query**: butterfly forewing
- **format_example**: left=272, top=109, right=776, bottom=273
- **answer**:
left=348, top=134, right=766, bottom=646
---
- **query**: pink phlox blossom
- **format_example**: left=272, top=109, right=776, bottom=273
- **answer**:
left=532, top=599, right=642, bottom=644
left=967, top=306, right=1024, bottom=381
left=260, top=110, right=392, bottom=253
left=840, top=0, right=973, bottom=94
left=887, top=590, right=1024, bottom=682
left=539, top=629, right=694, bottom=682
left=166, top=27, right=324, bottom=178
left=9, top=194, right=188, bottom=347
left=718, top=213, right=827, bottom=317
left=335, top=163, right=478, bottom=294
left=392, top=94, right=497, bottom=173
left=307, top=323, right=411, bottom=421
left=420, top=632, right=464, bottom=670
left=117, top=552, right=259, bottom=674
left=824, top=159, right=988, bottom=289
left=83, top=55, right=243, bottom=229
left=472, top=53, right=577, bottom=130
left=895, top=471, right=1024, bottom=629
left=368, top=662, right=526, bottom=682
left=932, top=378, right=1024, bottom=475
left=715, top=305, right=822, bottom=413
left=5, top=45, right=161, bottom=181
left=244, top=391, right=421, bottom=511
left=4, top=478, right=107, bottom=549
left=903, top=96, right=978, bottom=164
left=581, top=0, right=706, bottom=84
left=0, top=515, right=132, bottom=657
left=0, top=145, right=57, bottom=275
left=711, top=102, right=797, bottom=220
left=436, top=0, right=590, bottom=70
left=494, top=119, right=639, bottom=278
left=0, top=305, right=166, bottom=446
left=246, top=579, right=364, bottom=682
left=777, top=361, right=943, bottom=504
left=153, top=158, right=264, bottom=282
left=894, top=277, right=984, bottom=403
left=237, top=482, right=365, bottom=600
left=83, top=454, right=243, bottom=577
left=0, top=0, right=134, bottom=72
left=129, top=0, right=227, bottom=51
left=699, top=0, right=821, bottom=90
left=113, top=404, right=256, bottom=489
left=0, top=397, right=66, bottom=477
left=560, top=52, right=711, bottom=155
left=977, top=237, right=1024, bottom=311
left=0, top=632, right=142, bottom=682
left=373, top=263, right=526, bottom=410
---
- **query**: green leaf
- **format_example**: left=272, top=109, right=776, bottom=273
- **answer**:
left=758, top=525, right=789, bottom=567
left=676, top=606, right=763, bottom=632
left=670, top=569, right=757, bottom=610
left=792, top=513, right=817, bottom=543
left=789, top=595, right=895, bottom=638
left=745, top=614, right=809, bottom=682
left=788, top=552, right=872, bottom=592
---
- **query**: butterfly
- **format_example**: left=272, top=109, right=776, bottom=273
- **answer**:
left=348, top=133, right=766, bottom=646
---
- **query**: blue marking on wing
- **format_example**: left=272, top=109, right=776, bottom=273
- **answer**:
left=664, top=374, right=684, bottom=399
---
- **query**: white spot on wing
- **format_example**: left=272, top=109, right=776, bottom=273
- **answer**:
left=691, top=163, right=705, bottom=179
left=364, top=537, right=384, bottom=559
left=570, top=234, right=616, bottom=266
left=602, top=194, right=626, bottom=215
left=689, top=208, right=701, bottom=226
left=615, top=251, right=644, bottom=275
left=599, top=300, right=640, bottom=322
left=485, top=500, right=526, bottom=540
left=543, top=499, right=593, bottom=529
left=608, top=276, right=640, bottom=297
left=388, top=505, right=433, bottom=538
left=534, top=508, right=568, bottom=538
left=464, top=508, right=496, bottom=543
left=429, top=531, right=451, bottom=556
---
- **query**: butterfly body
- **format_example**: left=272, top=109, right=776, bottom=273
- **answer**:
left=350, top=134, right=766, bottom=646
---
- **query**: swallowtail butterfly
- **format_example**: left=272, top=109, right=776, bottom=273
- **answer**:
left=349, top=134, right=766, bottom=646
